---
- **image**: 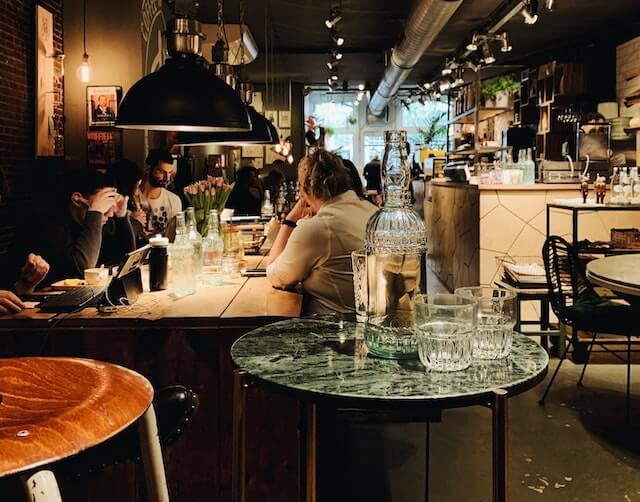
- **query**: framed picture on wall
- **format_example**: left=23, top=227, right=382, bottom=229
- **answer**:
left=241, top=145, right=264, bottom=158
left=87, top=86, right=122, bottom=126
left=87, top=129, right=123, bottom=168
left=278, top=110, right=291, bottom=129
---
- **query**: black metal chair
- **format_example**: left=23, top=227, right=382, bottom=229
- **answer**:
left=540, top=236, right=637, bottom=421
left=53, top=385, right=199, bottom=478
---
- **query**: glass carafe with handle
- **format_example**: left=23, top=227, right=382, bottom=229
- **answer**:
left=362, top=130, right=427, bottom=359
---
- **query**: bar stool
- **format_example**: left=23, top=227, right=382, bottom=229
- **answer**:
left=0, top=357, right=168, bottom=501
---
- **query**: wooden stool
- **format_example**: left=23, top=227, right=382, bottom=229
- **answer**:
left=0, top=357, right=168, bottom=502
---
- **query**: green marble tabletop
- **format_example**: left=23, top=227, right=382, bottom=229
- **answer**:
left=231, top=317, right=549, bottom=403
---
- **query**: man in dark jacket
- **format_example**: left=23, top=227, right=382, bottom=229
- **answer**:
left=23, top=169, right=135, bottom=285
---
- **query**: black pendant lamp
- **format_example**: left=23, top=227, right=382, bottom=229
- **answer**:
left=116, top=15, right=251, bottom=132
left=175, top=105, right=278, bottom=146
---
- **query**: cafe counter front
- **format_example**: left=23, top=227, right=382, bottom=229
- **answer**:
left=426, top=180, right=640, bottom=296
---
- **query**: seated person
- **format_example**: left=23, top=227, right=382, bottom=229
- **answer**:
left=0, top=253, right=50, bottom=315
left=226, top=166, right=263, bottom=216
left=25, top=169, right=134, bottom=285
left=139, top=149, right=182, bottom=236
left=109, top=159, right=147, bottom=247
left=340, top=158, right=366, bottom=199
left=265, top=150, right=377, bottom=315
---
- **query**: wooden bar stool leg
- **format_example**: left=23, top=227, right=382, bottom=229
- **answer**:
left=138, top=405, right=170, bottom=502
left=21, top=470, right=63, bottom=502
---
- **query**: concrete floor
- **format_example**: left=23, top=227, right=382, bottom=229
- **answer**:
left=325, top=359, right=640, bottom=501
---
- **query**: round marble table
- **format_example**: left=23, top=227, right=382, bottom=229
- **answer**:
left=230, top=318, right=549, bottom=502
left=587, top=254, right=640, bottom=297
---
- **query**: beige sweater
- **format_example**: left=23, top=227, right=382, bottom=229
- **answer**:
left=267, top=191, right=377, bottom=315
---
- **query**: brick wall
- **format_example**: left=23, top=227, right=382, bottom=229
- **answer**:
left=0, top=0, right=63, bottom=263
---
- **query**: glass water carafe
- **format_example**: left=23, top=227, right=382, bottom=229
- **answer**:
left=362, top=130, right=427, bottom=359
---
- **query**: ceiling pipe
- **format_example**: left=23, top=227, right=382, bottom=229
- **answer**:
left=368, top=0, right=463, bottom=117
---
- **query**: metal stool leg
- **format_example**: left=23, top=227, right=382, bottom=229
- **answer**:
left=492, top=390, right=509, bottom=502
left=138, top=405, right=170, bottom=502
left=577, top=332, right=596, bottom=386
left=21, top=470, right=62, bottom=502
left=627, top=337, right=632, bottom=424
left=539, top=336, right=574, bottom=405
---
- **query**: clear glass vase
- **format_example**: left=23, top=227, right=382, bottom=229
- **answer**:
left=362, top=130, right=427, bottom=359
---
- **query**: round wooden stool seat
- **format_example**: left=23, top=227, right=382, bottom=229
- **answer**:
left=0, top=357, right=153, bottom=478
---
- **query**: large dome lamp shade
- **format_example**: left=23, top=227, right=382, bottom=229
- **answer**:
left=174, top=106, right=278, bottom=145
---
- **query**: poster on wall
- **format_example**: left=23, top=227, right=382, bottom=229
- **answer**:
left=36, top=5, right=55, bottom=157
left=87, top=86, right=122, bottom=126
left=87, top=130, right=123, bottom=168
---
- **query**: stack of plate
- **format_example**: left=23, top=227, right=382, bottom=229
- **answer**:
left=611, top=116, right=631, bottom=140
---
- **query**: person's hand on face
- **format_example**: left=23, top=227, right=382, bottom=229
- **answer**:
left=114, top=194, right=129, bottom=218
left=0, top=290, right=24, bottom=315
left=132, top=209, right=147, bottom=227
left=87, top=187, right=118, bottom=223
left=286, top=197, right=311, bottom=223
left=16, top=254, right=49, bottom=295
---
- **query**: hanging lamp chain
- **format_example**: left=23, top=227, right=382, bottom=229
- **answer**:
left=216, top=0, right=224, bottom=40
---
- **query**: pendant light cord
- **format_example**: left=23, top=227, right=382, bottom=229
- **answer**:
left=83, top=0, right=87, bottom=55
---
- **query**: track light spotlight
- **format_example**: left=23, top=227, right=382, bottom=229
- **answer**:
left=327, top=59, right=341, bottom=70
left=333, top=51, right=343, bottom=60
left=467, top=33, right=479, bottom=51
left=499, top=32, right=512, bottom=52
left=330, top=73, right=339, bottom=81
left=453, top=68, right=464, bottom=87
left=521, top=0, right=538, bottom=24
left=545, top=0, right=555, bottom=10
left=482, top=43, right=496, bottom=64
left=331, top=30, right=345, bottom=46
left=325, top=10, right=342, bottom=29
left=357, top=83, right=365, bottom=91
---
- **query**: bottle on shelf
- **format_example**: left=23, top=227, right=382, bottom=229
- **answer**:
left=525, top=148, right=536, bottom=184
left=621, top=167, right=632, bottom=204
left=631, top=167, right=640, bottom=204
left=261, top=189, right=274, bottom=218
left=170, top=212, right=196, bottom=297
left=202, top=209, right=224, bottom=285
left=610, top=167, right=621, bottom=204
left=186, top=207, right=203, bottom=277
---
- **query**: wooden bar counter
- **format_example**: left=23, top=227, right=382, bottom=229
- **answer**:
left=0, top=255, right=303, bottom=502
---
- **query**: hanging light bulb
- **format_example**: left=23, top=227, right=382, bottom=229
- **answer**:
left=439, top=80, right=451, bottom=92
left=357, top=83, right=365, bottom=91
left=287, top=154, right=294, bottom=164
left=275, top=143, right=282, bottom=153
left=78, top=0, right=91, bottom=82
left=499, top=32, right=513, bottom=52
left=325, top=9, right=342, bottom=29
left=79, top=53, right=91, bottom=83
left=466, top=33, right=479, bottom=51
left=521, top=0, right=539, bottom=24
left=482, top=43, right=496, bottom=64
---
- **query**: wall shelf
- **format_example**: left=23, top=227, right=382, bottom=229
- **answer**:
left=448, top=107, right=512, bottom=126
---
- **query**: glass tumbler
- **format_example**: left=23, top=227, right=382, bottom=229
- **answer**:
left=351, top=250, right=368, bottom=322
left=454, top=287, right=516, bottom=359
left=414, top=294, right=477, bottom=372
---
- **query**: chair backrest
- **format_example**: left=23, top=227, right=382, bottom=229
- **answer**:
left=542, top=235, right=595, bottom=326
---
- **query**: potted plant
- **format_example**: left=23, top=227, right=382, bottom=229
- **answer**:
left=481, top=75, right=520, bottom=108
left=417, top=111, right=447, bottom=147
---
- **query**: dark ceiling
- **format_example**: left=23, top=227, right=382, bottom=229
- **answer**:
left=198, top=0, right=640, bottom=88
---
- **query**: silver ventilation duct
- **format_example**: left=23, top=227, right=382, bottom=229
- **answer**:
left=368, top=0, right=463, bottom=116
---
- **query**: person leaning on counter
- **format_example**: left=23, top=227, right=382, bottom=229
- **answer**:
left=264, top=150, right=376, bottom=315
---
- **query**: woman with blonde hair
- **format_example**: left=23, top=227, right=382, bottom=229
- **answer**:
left=265, top=150, right=376, bottom=314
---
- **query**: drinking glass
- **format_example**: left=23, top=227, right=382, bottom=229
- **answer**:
left=454, top=287, right=516, bottom=359
left=414, top=294, right=477, bottom=372
left=351, top=250, right=368, bottom=322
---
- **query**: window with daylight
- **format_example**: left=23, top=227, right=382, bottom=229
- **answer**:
left=400, top=99, right=449, bottom=152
